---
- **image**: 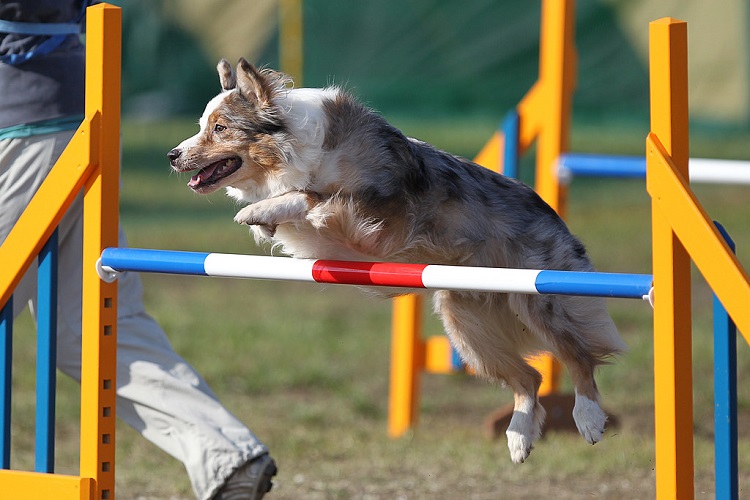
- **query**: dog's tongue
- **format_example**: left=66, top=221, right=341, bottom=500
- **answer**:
left=188, top=162, right=221, bottom=188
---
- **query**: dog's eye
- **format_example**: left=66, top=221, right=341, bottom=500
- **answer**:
left=214, top=123, right=226, bottom=133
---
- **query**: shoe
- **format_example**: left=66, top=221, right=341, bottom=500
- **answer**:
left=213, top=454, right=278, bottom=499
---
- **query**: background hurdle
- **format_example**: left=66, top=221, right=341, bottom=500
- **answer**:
left=389, top=0, right=578, bottom=439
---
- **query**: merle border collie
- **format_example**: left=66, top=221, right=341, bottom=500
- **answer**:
left=168, top=58, right=625, bottom=463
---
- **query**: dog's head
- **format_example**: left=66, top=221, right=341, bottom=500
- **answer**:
left=167, top=58, right=291, bottom=195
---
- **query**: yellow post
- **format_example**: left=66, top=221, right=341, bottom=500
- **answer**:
left=388, top=294, right=424, bottom=437
left=525, top=0, right=577, bottom=397
left=80, top=5, right=121, bottom=499
left=473, top=131, right=503, bottom=171
left=279, top=0, right=303, bottom=86
left=535, top=0, right=576, bottom=214
left=647, top=18, right=693, bottom=500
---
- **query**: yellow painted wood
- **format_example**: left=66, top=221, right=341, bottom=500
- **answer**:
left=279, top=0, right=303, bottom=86
left=535, top=0, right=576, bottom=216
left=388, top=294, right=424, bottom=437
left=527, top=353, right=562, bottom=396
left=0, top=123, right=96, bottom=310
left=647, top=18, right=693, bottom=500
left=650, top=202, right=693, bottom=500
left=649, top=18, right=690, bottom=172
left=523, top=0, right=577, bottom=396
left=424, top=335, right=454, bottom=375
left=79, top=5, right=121, bottom=499
left=0, top=470, right=94, bottom=499
left=473, top=131, right=503, bottom=172
left=648, top=135, right=750, bottom=341
left=516, top=81, right=545, bottom=154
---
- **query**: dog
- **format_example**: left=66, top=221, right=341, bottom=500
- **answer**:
left=167, top=58, right=626, bottom=464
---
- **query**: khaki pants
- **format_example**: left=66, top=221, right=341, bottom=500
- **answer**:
left=0, top=131, right=267, bottom=499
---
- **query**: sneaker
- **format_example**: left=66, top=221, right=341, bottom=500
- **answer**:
left=213, top=454, right=278, bottom=499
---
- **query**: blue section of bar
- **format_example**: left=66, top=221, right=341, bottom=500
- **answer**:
left=101, top=248, right=209, bottom=276
left=502, top=111, right=520, bottom=179
left=713, top=222, right=738, bottom=500
left=558, top=153, right=646, bottom=179
left=535, top=270, right=653, bottom=298
left=0, top=296, right=11, bottom=469
left=36, top=229, right=58, bottom=473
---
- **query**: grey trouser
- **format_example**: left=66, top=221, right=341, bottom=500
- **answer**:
left=0, top=131, right=267, bottom=499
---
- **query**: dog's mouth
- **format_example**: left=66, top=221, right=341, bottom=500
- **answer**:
left=187, top=157, right=242, bottom=191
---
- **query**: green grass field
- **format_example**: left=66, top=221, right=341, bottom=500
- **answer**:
left=8, top=117, right=750, bottom=498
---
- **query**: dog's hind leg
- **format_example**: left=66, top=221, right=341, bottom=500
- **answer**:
left=503, top=366, right=546, bottom=463
left=433, top=291, right=545, bottom=464
left=510, top=293, right=625, bottom=445
left=566, top=359, right=607, bottom=444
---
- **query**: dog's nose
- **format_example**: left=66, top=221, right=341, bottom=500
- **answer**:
left=167, top=148, right=181, bottom=163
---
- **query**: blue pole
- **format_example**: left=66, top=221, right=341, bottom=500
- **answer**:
left=501, top=110, right=520, bottom=179
left=36, top=229, right=58, bottom=473
left=558, top=153, right=646, bottom=179
left=0, top=295, right=11, bottom=469
left=449, top=109, right=521, bottom=372
left=713, top=222, right=738, bottom=500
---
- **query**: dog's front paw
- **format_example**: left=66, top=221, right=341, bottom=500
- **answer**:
left=234, top=204, right=267, bottom=226
left=234, top=192, right=317, bottom=227
left=572, top=393, right=607, bottom=445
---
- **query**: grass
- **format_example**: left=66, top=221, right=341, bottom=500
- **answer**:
left=6, top=116, right=750, bottom=498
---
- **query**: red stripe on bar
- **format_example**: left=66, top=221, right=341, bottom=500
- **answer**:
left=312, top=260, right=427, bottom=287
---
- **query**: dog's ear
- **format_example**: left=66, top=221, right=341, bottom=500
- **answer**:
left=217, top=59, right=236, bottom=91
left=236, top=58, right=278, bottom=106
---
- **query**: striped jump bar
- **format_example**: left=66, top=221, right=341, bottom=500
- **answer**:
left=98, top=248, right=653, bottom=300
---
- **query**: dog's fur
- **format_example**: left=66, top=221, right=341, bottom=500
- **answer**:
left=168, top=58, right=626, bottom=464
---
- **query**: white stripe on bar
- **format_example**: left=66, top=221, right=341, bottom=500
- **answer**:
left=203, top=253, right=318, bottom=281
left=421, top=265, right=541, bottom=293
left=689, top=158, right=750, bottom=185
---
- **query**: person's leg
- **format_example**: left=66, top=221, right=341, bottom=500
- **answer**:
left=55, top=211, right=271, bottom=499
left=2, top=132, right=274, bottom=499
left=0, top=133, right=74, bottom=316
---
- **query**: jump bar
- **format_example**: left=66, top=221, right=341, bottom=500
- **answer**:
left=99, top=248, right=653, bottom=300
left=558, top=153, right=750, bottom=185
